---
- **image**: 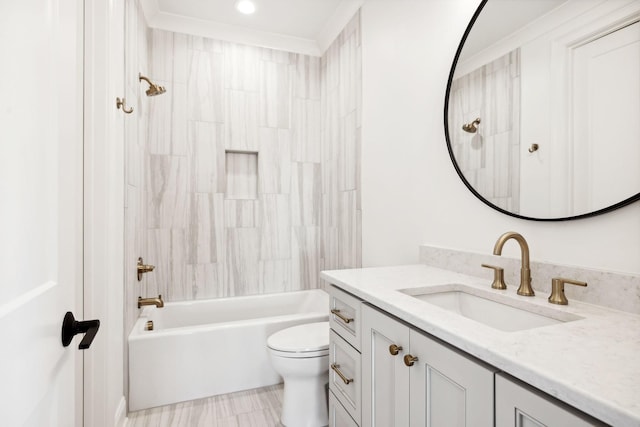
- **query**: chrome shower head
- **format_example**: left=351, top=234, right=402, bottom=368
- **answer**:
left=462, top=118, right=481, bottom=133
left=139, top=73, right=166, bottom=97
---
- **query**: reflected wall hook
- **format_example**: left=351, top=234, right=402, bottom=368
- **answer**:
left=528, top=143, right=539, bottom=153
left=116, top=97, right=134, bottom=114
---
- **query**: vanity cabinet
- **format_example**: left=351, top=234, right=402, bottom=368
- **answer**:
left=362, top=304, right=496, bottom=427
left=495, top=374, right=606, bottom=427
left=329, top=286, right=363, bottom=426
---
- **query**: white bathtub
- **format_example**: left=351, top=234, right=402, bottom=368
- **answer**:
left=128, top=289, right=329, bottom=411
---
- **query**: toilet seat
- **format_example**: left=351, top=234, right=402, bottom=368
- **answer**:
left=267, top=321, right=329, bottom=358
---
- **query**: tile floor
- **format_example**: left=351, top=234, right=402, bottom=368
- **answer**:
left=127, top=384, right=284, bottom=427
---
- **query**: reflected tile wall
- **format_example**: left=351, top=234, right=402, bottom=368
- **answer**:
left=133, top=11, right=362, bottom=303
left=449, top=49, right=520, bottom=212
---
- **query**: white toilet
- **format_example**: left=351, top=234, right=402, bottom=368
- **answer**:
left=267, top=321, right=330, bottom=427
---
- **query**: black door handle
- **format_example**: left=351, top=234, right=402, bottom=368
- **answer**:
left=61, top=312, right=100, bottom=350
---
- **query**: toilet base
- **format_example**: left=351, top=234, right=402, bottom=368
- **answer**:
left=280, top=375, right=329, bottom=427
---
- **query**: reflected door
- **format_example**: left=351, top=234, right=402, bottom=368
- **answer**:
left=572, top=21, right=640, bottom=212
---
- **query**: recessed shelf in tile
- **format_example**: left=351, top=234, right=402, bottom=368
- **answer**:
left=226, top=151, right=258, bottom=200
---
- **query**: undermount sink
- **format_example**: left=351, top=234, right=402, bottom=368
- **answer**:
left=400, top=285, right=583, bottom=332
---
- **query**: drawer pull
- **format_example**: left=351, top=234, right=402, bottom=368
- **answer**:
left=404, top=354, right=418, bottom=367
left=389, top=344, right=403, bottom=356
left=331, top=363, right=354, bottom=385
left=331, top=309, right=354, bottom=324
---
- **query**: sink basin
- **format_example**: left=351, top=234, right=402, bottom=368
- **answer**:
left=400, top=285, right=582, bottom=332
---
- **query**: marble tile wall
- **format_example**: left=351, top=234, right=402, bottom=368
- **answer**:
left=419, top=245, right=640, bottom=314
left=449, top=49, right=520, bottom=212
left=130, top=12, right=362, bottom=304
left=124, top=0, right=150, bottom=406
left=321, top=11, right=363, bottom=276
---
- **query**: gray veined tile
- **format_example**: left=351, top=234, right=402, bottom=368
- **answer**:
left=188, top=49, right=225, bottom=123
left=225, top=90, right=260, bottom=152
left=291, top=162, right=321, bottom=227
left=291, top=98, right=321, bottom=163
left=148, top=82, right=188, bottom=156
left=188, top=35, right=225, bottom=53
left=338, top=191, right=357, bottom=269
left=291, top=227, right=320, bottom=290
left=260, top=194, right=291, bottom=260
left=339, top=34, right=358, bottom=116
left=150, top=29, right=188, bottom=84
left=226, top=151, right=258, bottom=200
left=339, top=111, right=357, bottom=191
left=225, top=228, right=260, bottom=296
left=187, top=263, right=223, bottom=300
left=187, top=194, right=219, bottom=265
left=258, top=128, right=291, bottom=195
left=188, top=121, right=225, bottom=194
left=224, top=43, right=261, bottom=91
left=259, top=60, right=292, bottom=129
left=259, top=260, right=292, bottom=294
left=293, top=55, right=321, bottom=101
left=224, top=199, right=260, bottom=228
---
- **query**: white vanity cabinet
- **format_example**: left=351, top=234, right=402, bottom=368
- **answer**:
left=362, top=304, right=496, bottom=427
left=329, top=285, right=363, bottom=426
left=495, top=374, right=606, bottom=427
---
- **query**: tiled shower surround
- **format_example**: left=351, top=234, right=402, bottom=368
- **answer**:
left=448, top=49, right=520, bottom=212
left=126, top=11, right=362, bottom=325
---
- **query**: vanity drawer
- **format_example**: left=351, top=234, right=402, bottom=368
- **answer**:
left=329, top=389, right=359, bottom=427
left=329, top=330, right=361, bottom=425
left=329, top=285, right=362, bottom=351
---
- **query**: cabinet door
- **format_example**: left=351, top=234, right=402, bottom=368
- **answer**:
left=496, top=374, right=606, bottom=427
left=362, top=305, right=411, bottom=427
left=409, top=329, right=495, bottom=427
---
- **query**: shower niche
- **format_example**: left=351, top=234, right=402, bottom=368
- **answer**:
left=225, top=150, right=258, bottom=200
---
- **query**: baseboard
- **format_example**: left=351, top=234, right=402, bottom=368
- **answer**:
left=114, top=396, right=127, bottom=427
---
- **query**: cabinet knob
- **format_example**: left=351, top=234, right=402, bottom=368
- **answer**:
left=389, top=344, right=403, bottom=356
left=404, top=354, right=418, bottom=367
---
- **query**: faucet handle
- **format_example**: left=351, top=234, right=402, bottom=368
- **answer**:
left=481, top=264, right=507, bottom=290
left=548, top=277, right=587, bottom=305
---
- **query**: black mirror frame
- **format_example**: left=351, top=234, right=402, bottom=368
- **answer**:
left=443, top=0, right=640, bottom=221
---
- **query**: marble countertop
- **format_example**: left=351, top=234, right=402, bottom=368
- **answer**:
left=321, top=264, right=640, bottom=427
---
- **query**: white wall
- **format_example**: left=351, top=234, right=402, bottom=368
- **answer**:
left=361, top=0, right=640, bottom=275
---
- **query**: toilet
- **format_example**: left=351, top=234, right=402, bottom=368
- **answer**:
left=267, top=321, right=330, bottom=427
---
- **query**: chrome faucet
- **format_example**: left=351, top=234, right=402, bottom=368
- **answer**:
left=492, top=232, right=534, bottom=296
left=138, top=295, right=164, bottom=308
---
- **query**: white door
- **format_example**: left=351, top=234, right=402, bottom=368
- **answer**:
left=572, top=21, right=640, bottom=212
left=0, top=0, right=85, bottom=426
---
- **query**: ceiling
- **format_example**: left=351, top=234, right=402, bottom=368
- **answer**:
left=141, top=0, right=364, bottom=56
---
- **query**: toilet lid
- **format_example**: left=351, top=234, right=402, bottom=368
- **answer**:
left=267, top=321, right=329, bottom=353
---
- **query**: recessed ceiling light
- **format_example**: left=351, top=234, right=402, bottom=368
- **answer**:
left=235, top=0, right=256, bottom=15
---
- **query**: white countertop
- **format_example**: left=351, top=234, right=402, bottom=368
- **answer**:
left=321, top=264, right=640, bottom=427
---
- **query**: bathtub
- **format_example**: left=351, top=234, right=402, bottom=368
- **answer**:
left=128, top=289, right=329, bottom=411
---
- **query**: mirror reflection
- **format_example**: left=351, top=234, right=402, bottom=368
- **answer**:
left=447, top=0, right=640, bottom=220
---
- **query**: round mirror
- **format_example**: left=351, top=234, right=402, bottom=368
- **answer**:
left=445, top=0, right=640, bottom=221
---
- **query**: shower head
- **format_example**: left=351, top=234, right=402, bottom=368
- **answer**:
left=139, top=73, right=166, bottom=97
left=462, top=118, right=481, bottom=133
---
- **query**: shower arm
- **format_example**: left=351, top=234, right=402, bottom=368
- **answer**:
left=139, top=74, right=153, bottom=85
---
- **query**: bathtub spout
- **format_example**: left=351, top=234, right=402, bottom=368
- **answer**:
left=138, top=295, right=164, bottom=309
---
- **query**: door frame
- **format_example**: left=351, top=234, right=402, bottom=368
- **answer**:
left=83, top=0, right=127, bottom=425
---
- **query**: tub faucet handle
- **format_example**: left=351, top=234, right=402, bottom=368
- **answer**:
left=137, top=257, right=155, bottom=281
